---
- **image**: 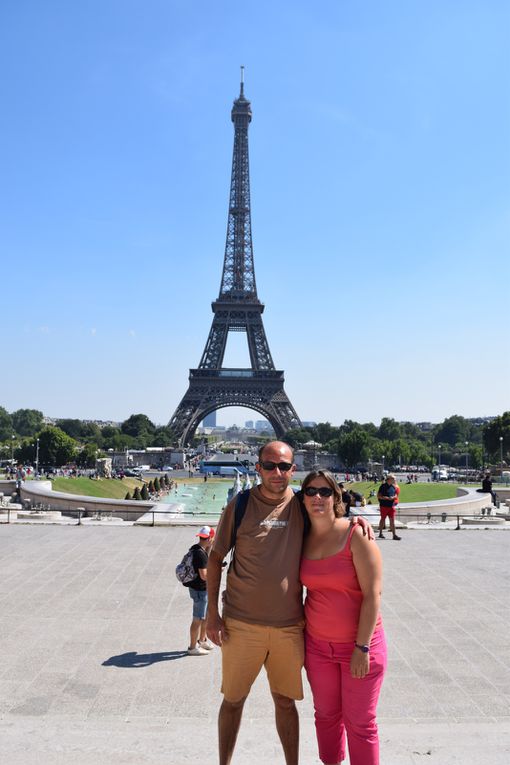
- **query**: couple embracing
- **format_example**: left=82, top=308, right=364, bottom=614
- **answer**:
left=207, top=441, right=386, bottom=765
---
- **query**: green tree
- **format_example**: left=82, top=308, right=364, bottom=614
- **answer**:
left=76, top=443, right=100, bottom=468
left=124, top=491, right=132, bottom=500
left=483, top=412, right=510, bottom=461
left=11, top=409, right=44, bottom=437
left=121, top=414, right=156, bottom=439
left=0, top=407, right=13, bottom=441
left=148, top=480, right=154, bottom=493
left=152, top=426, right=175, bottom=446
left=141, top=483, right=149, bottom=500
left=37, top=427, right=78, bottom=466
left=153, top=476, right=160, bottom=492
left=434, top=415, right=469, bottom=446
left=378, top=418, right=401, bottom=442
left=282, top=427, right=313, bottom=449
left=338, top=428, right=370, bottom=468
left=80, top=422, right=103, bottom=445
left=133, top=486, right=142, bottom=501
left=56, top=419, right=84, bottom=440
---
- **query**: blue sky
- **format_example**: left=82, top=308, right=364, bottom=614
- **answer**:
left=1, top=1, right=509, bottom=428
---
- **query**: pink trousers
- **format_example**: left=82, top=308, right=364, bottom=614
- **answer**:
left=304, top=629, right=387, bottom=765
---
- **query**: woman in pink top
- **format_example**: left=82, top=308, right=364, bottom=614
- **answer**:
left=300, top=470, right=386, bottom=765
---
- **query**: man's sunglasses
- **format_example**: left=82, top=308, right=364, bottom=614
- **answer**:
left=303, top=486, right=334, bottom=498
left=259, top=461, right=293, bottom=472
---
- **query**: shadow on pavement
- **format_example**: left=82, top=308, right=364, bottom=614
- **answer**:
left=102, top=650, right=188, bottom=667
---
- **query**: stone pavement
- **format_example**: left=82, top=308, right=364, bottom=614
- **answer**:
left=0, top=525, right=509, bottom=764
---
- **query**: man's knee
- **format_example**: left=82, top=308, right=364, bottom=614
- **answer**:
left=221, top=696, right=247, bottom=713
left=271, top=692, right=296, bottom=711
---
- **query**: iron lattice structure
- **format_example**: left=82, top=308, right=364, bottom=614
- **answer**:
left=169, top=74, right=301, bottom=446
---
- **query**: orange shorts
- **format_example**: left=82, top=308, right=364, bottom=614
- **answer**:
left=220, top=617, right=304, bottom=702
left=380, top=506, right=396, bottom=520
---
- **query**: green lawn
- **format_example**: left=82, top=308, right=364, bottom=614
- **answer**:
left=339, top=480, right=459, bottom=504
left=51, top=476, right=144, bottom=499
left=48, top=474, right=459, bottom=504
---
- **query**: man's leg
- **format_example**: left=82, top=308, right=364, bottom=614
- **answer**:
left=378, top=510, right=386, bottom=538
left=389, top=513, right=401, bottom=540
left=189, top=616, right=202, bottom=649
left=218, top=618, right=269, bottom=764
left=218, top=696, right=247, bottom=765
left=198, top=620, right=208, bottom=641
left=272, top=692, right=299, bottom=765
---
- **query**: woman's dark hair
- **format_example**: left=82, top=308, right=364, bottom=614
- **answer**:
left=301, top=470, right=345, bottom=518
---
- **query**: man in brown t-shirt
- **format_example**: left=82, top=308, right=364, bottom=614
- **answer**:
left=207, top=440, right=303, bottom=765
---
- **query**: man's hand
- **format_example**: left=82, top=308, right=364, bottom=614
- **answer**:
left=206, top=611, right=228, bottom=646
left=350, top=515, right=375, bottom=540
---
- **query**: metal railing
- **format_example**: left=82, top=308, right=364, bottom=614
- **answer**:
left=1, top=505, right=507, bottom=529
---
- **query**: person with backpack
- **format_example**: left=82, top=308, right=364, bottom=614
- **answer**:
left=206, top=441, right=373, bottom=765
left=184, top=525, right=215, bottom=656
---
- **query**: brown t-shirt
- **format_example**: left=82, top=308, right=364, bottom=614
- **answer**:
left=212, top=486, right=304, bottom=627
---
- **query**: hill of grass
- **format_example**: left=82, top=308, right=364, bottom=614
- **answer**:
left=51, top=476, right=143, bottom=499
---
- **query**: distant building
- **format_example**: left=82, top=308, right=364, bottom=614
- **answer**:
left=301, top=421, right=317, bottom=428
left=245, top=420, right=254, bottom=429
left=202, top=412, right=217, bottom=427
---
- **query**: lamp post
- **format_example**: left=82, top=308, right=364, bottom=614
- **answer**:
left=500, top=436, right=504, bottom=482
left=11, top=434, right=15, bottom=464
left=381, top=454, right=385, bottom=477
left=35, top=438, right=40, bottom=476
left=438, top=444, right=442, bottom=480
left=465, top=441, right=469, bottom=483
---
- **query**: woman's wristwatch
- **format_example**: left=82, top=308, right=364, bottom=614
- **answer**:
left=354, top=642, right=370, bottom=653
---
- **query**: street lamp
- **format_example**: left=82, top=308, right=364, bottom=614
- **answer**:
left=500, top=436, right=504, bottom=482
left=35, top=438, right=40, bottom=476
left=438, top=444, right=442, bottom=480
left=381, top=454, right=385, bottom=476
left=11, top=434, right=15, bottom=463
left=465, top=441, right=469, bottom=483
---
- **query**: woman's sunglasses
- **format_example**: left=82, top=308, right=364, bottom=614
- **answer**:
left=303, top=486, right=334, bottom=498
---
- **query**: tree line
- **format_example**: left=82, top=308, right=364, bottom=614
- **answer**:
left=1, top=406, right=509, bottom=470
left=282, top=414, right=510, bottom=470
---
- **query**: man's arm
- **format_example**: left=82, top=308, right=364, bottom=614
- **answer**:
left=349, top=514, right=375, bottom=540
left=206, top=550, right=228, bottom=645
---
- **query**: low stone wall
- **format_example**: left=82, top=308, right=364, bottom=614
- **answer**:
left=0, top=480, right=16, bottom=495
left=20, top=481, right=155, bottom=522
left=395, top=487, right=491, bottom=519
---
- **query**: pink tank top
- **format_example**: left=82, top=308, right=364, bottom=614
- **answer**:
left=300, top=524, right=383, bottom=642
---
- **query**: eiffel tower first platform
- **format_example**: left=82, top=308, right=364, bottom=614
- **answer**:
left=169, top=71, right=302, bottom=446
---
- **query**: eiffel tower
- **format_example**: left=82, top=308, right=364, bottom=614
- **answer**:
left=169, top=70, right=302, bottom=446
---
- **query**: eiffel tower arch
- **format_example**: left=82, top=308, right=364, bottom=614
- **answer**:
left=169, top=70, right=301, bottom=446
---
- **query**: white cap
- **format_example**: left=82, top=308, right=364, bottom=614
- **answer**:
left=197, top=525, right=214, bottom=539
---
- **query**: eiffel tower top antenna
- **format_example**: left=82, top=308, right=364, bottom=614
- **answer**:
left=240, top=65, right=244, bottom=97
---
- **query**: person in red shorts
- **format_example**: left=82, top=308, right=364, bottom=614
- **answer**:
left=377, top=474, right=401, bottom=540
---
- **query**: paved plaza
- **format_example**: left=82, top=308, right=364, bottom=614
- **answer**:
left=0, top=524, right=509, bottom=764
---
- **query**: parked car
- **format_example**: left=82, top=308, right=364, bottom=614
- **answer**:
left=161, top=465, right=174, bottom=471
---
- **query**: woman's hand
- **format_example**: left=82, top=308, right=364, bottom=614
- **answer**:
left=350, top=647, right=370, bottom=679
